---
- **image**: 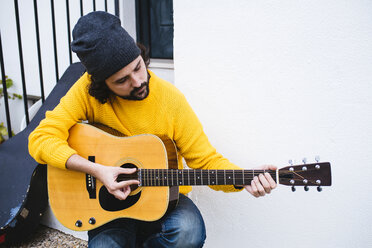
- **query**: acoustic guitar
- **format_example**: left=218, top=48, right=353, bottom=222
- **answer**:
left=48, top=123, right=332, bottom=231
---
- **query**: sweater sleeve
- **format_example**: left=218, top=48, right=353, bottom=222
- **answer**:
left=173, top=93, right=243, bottom=193
left=28, top=74, right=90, bottom=169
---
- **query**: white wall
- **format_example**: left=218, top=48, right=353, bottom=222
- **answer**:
left=173, top=0, right=372, bottom=247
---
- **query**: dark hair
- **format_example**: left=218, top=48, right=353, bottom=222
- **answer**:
left=87, top=43, right=150, bottom=104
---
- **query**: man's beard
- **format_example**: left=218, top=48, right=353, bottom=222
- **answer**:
left=118, top=81, right=150, bottom=101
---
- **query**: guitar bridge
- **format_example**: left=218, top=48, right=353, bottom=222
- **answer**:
left=86, top=156, right=97, bottom=199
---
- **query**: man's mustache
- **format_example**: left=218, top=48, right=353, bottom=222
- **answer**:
left=131, top=82, right=148, bottom=95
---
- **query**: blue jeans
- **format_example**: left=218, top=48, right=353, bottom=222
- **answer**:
left=88, top=194, right=206, bottom=248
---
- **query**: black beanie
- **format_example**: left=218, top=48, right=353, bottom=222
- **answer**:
left=71, top=11, right=141, bottom=82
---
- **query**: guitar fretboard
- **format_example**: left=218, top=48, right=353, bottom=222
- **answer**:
left=118, top=169, right=277, bottom=187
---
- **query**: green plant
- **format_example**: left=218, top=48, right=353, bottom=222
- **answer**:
left=0, top=76, right=22, bottom=100
left=0, top=122, right=7, bottom=144
left=0, top=76, right=22, bottom=143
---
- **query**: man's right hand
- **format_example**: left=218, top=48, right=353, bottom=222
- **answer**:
left=95, top=165, right=139, bottom=200
left=66, top=154, right=139, bottom=201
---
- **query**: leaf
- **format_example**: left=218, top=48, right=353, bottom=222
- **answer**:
left=6, top=78, right=13, bottom=89
left=0, top=123, right=8, bottom=136
left=14, top=93, right=22, bottom=99
left=0, top=76, right=14, bottom=89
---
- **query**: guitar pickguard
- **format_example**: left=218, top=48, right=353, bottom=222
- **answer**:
left=98, top=186, right=141, bottom=212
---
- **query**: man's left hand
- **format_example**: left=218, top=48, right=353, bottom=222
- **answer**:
left=244, top=165, right=277, bottom=198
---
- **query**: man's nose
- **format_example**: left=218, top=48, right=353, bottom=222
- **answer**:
left=131, top=75, right=142, bottom=88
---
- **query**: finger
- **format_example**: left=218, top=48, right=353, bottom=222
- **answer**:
left=107, top=185, right=127, bottom=200
left=264, top=172, right=277, bottom=189
left=244, top=185, right=255, bottom=196
left=250, top=178, right=260, bottom=198
left=259, top=164, right=277, bottom=172
left=113, top=185, right=133, bottom=200
left=113, top=188, right=129, bottom=200
left=267, top=164, right=278, bottom=170
left=254, top=176, right=266, bottom=196
left=259, top=174, right=271, bottom=194
left=247, top=181, right=259, bottom=198
left=118, top=167, right=137, bottom=174
left=121, top=185, right=132, bottom=199
left=115, top=179, right=139, bottom=189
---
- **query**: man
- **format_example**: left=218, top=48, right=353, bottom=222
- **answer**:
left=29, top=11, right=276, bottom=248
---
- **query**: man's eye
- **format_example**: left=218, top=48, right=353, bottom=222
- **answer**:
left=116, top=78, right=128, bottom=84
left=134, top=65, right=141, bottom=71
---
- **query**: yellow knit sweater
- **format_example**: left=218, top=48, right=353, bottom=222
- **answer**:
left=29, top=70, right=243, bottom=194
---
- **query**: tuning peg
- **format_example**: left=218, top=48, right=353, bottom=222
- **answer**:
left=291, top=186, right=296, bottom=192
left=304, top=186, right=309, bottom=191
left=302, top=158, right=307, bottom=164
left=317, top=186, right=323, bottom=192
left=315, top=156, right=320, bottom=162
left=289, top=159, right=293, bottom=165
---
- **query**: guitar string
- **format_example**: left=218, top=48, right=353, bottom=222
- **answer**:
left=117, top=174, right=277, bottom=180
left=118, top=170, right=277, bottom=174
left=117, top=175, right=321, bottom=185
left=117, top=174, right=277, bottom=178
left=117, top=172, right=277, bottom=177
left=117, top=176, right=276, bottom=179
left=117, top=174, right=278, bottom=184
left=117, top=169, right=319, bottom=185
left=115, top=169, right=312, bottom=178
left=117, top=171, right=277, bottom=179
left=117, top=170, right=317, bottom=178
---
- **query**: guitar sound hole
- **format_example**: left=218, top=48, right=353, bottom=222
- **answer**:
left=121, top=163, right=139, bottom=192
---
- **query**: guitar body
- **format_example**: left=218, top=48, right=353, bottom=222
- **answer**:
left=0, top=63, right=86, bottom=244
left=48, top=123, right=179, bottom=231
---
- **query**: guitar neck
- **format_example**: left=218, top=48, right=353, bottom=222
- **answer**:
left=118, top=169, right=277, bottom=187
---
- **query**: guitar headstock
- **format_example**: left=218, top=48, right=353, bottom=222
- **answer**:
left=278, top=158, right=331, bottom=192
